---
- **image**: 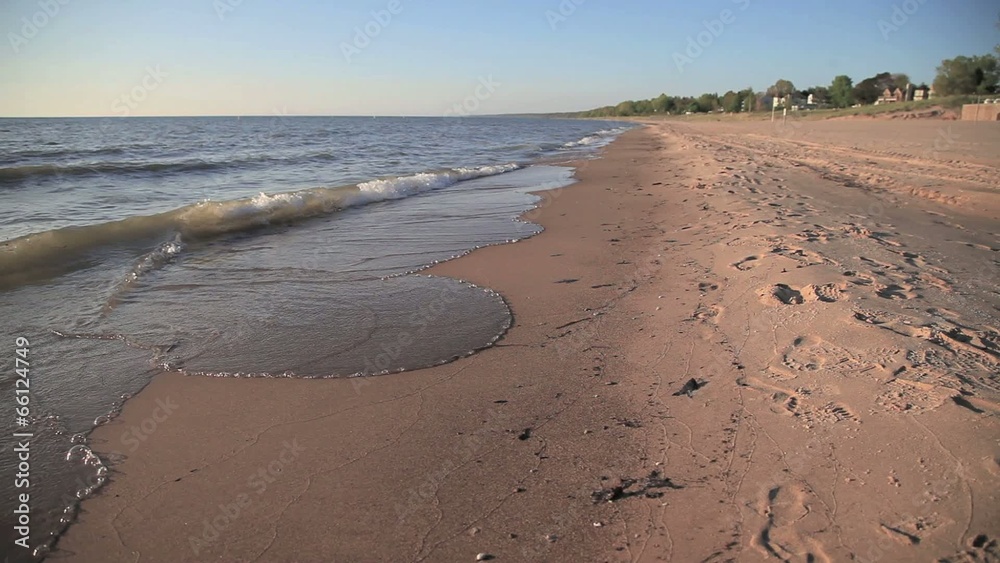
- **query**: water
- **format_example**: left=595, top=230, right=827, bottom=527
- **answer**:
left=0, top=116, right=631, bottom=559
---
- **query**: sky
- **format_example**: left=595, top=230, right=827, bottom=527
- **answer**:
left=1, top=0, right=998, bottom=117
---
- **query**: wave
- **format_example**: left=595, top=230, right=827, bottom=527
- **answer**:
left=102, top=237, right=185, bottom=315
left=0, top=163, right=521, bottom=289
left=349, top=163, right=518, bottom=205
left=562, top=126, right=630, bottom=148
left=0, top=151, right=354, bottom=185
left=0, top=160, right=232, bottom=182
left=3, top=146, right=128, bottom=162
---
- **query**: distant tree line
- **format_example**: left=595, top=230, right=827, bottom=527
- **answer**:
left=570, top=49, right=999, bottom=118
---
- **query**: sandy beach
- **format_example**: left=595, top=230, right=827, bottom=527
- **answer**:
left=58, top=119, right=1000, bottom=562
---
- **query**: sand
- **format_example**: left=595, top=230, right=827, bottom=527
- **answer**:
left=56, top=120, right=999, bottom=562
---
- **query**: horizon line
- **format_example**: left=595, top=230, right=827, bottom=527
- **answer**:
left=0, top=113, right=585, bottom=119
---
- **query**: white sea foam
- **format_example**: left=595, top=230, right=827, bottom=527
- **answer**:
left=1, top=163, right=527, bottom=284
left=346, top=163, right=521, bottom=206
left=562, top=126, right=631, bottom=148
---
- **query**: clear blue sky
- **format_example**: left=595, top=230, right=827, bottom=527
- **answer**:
left=1, top=0, right=998, bottom=116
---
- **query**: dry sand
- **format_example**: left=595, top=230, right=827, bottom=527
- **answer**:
left=57, top=120, right=999, bottom=562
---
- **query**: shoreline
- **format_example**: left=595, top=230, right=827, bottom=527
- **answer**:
left=56, top=127, right=672, bottom=562
left=58, top=120, right=1000, bottom=562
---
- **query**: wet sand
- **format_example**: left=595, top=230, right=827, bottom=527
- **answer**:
left=58, top=120, right=1000, bottom=562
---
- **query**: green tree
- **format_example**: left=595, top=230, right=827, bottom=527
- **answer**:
left=721, top=90, right=741, bottom=113
left=739, top=87, right=755, bottom=112
left=767, top=79, right=796, bottom=97
left=933, top=54, right=1000, bottom=95
left=877, top=72, right=901, bottom=91
left=829, top=75, right=855, bottom=108
left=615, top=101, right=636, bottom=116
left=853, top=73, right=888, bottom=104
left=810, top=86, right=830, bottom=103
left=651, top=93, right=671, bottom=114
left=697, top=92, right=719, bottom=112
left=851, top=71, right=913, bottom=104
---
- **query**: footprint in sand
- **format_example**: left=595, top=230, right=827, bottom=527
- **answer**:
left=851, top=311, right=1000, bottom=392
left=962, top=242, right=998, bottom=252
left=750, top=483, right=833, bottom=562
left=858, top=256, right=903, bottom=274
left=873, top=378, right=951, bottom=415
left=811, top=283, right=848, bottom=303
left=726, top=235, right=783, bottom=251
left=740, top=376, right=859, bottom=428
left=899, top=251, right=929, bottom=268
left=870, top=233, right=904, bottom=247
left=760, top=283, right=848, bottom=306
left=860, top=347, right=905, bottom=369
left=855, top=308, right=1000, bottom=378
left=875, top=282, right=918, bottom=300
left=817, top=402, right=859, bottom=423
left=929, top=331, right=1000, bottom=379
left=843, top=270, right=877, bottom=287
left=937, top=534, right=1000, bottom=562
left=926, top=307, right=963, bottom=323
left=739, top=377, right=806, bottom=415
left=891, top=357, right=1000, bottom=412
left=733, top=255, right=762, bottom=271
left=916, top=272, right=953, bottom=292
left=852, top=308, right=935, bottom=339
left=766, top=284, right=805, bottom=305
left=692, top=304, right=724, bottom=323
left=773, top=245, right=834, bottom=267
left=843, top=223, right=868, bottom=235
left=878, top=515, right=946, bottom=546
left=792, top=227, right=835, bottom=244
left=906, top=349, right=1000, bottom=394
left=698, top=281, right=720, bottom=293
left=883, top=252, right=954, bottom=291
left=779, top=335, right=868, bottom=374
left=984, top=457, right=1000, bottom=478
left=770, top=388, right=857, bottom=427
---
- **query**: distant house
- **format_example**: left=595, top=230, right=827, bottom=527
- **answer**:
left=912, top=85, right=932, bottom=101
left=876, top=87, right=905, bottom=104
left=780, top=93, right=812, bottom=110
